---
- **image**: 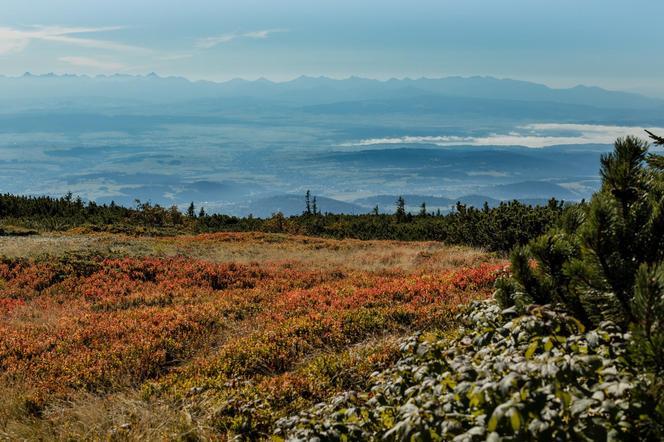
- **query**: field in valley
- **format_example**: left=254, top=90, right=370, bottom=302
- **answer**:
left=0, top=232, right=504, bottom=440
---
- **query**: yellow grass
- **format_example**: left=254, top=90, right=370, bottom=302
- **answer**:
left=0, top=231, right=493, bottom=273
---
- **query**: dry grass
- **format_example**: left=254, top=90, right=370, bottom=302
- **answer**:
left=0, top=231, right=494, bottom=273
left=0, top=334, right=407, bottom=442
left=0, top=387, right=215, bottom=441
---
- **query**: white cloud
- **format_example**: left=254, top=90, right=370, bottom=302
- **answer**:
left=341, top=124, right=664, bottom=149
left=196, top=29, right=287, bottom=49
left=157, top=53, right=194, bottom=61
left=59, top=56, right=126, bottom=71
left=0, top=25, right=147, bottom=55
left=242, top=30, right=279, bottom=39
left=196, top=34, right=236, bottom=48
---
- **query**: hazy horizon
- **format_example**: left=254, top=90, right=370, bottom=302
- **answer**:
left=1, top=1, right=663, bottom=215
left=1, top=71, right=660, bottom=96
left=1, top=72, right=663, bottom=215
left=1, top=0, right=663, bottom=95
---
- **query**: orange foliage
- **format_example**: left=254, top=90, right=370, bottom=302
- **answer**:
left=0, top=253, right=506, bottom=413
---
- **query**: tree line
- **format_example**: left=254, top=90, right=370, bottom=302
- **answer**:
left=0, top=190, right=570, bottom=253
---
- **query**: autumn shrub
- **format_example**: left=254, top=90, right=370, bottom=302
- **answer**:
left=276, top=300, right=647, bottom=441
left=0, top=249, right=503, bottom=438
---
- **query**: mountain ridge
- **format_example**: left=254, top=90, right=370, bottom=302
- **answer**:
left=1, top=73, right=661, bottom=110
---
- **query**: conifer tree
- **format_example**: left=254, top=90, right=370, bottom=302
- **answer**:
left=187, top=201, right=196, bottom=218
left=646, top=130, right=664, bottom=169
left=497, top=136, right=664, bottom=325
left=305, top=190, right=312, bottom=215
left=312, top=196, right=318, bottom=216
left=419, top=202, right=427, bottom=217
left=395, top=196, right=406, bottom=222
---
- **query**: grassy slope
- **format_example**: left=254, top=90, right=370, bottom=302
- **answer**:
left=0, top=232, right=504, bottom=440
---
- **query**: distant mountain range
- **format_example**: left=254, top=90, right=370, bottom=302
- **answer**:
left=1, top=73, right=658, bottom=212
left=246, top=195, right=367, bottom=218
left=1, top=73, right=663, bottom=112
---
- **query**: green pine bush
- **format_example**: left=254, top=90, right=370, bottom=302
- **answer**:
left=495, top=135, right=664, bottom=438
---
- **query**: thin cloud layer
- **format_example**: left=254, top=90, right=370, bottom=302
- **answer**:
left=196, top=29, right=287, bottom=49
left=341, top=124, right=664, bottom=149
left=0, top=25, right=146, bottom=55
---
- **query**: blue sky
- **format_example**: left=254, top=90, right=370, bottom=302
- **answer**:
left=1, top=0, right=663, bottom=94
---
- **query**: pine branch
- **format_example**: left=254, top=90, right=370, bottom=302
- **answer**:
left=646, top=130, right=664, bottom=146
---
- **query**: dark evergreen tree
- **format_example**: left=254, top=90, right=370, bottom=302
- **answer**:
left=395, top=196, right=406, bottom=222
left=419, top=202, right=427, bottom=217
left=168, top=205, right=184, bottom=225
left=304, top=190, right=312, bottom=215
left=187, top=201, right=196, bottom=218
left=198, top=206, right=206, bottom=218
left=497, top=136, right=663, bottom=324
left=646, top=130, right=664, bottom=170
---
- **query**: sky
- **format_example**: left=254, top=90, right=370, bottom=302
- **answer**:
left=1, top=0, right=663, bottom=95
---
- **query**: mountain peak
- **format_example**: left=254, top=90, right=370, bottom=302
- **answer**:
left=0, top=73, right=660, bottom=109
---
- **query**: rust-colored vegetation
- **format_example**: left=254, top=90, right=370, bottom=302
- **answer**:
left=0, top=233, right=504, bottom=440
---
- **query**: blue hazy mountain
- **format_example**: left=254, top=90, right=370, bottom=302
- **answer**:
left=1, top=73, right=662, bottom=111
left=0, top=73, right=660, bottom=214
left=246, top=195, right=367, bottom=217
left=481, top=181, right=578, bottom=200
left=354, top=195, right=456, bottom=208
left=302, top=95, right=664, bottom=125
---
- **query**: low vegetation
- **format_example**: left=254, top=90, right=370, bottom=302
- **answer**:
left=0, top=234, right=502, bottom=440
left=277, top=302, right=637, bottom=441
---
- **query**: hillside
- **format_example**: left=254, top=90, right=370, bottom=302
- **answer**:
left=0, top=232, right=502, bottom=440
left=274, top=134, right=664, bottom=441
left=1, top=137, right=663, bottom=441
